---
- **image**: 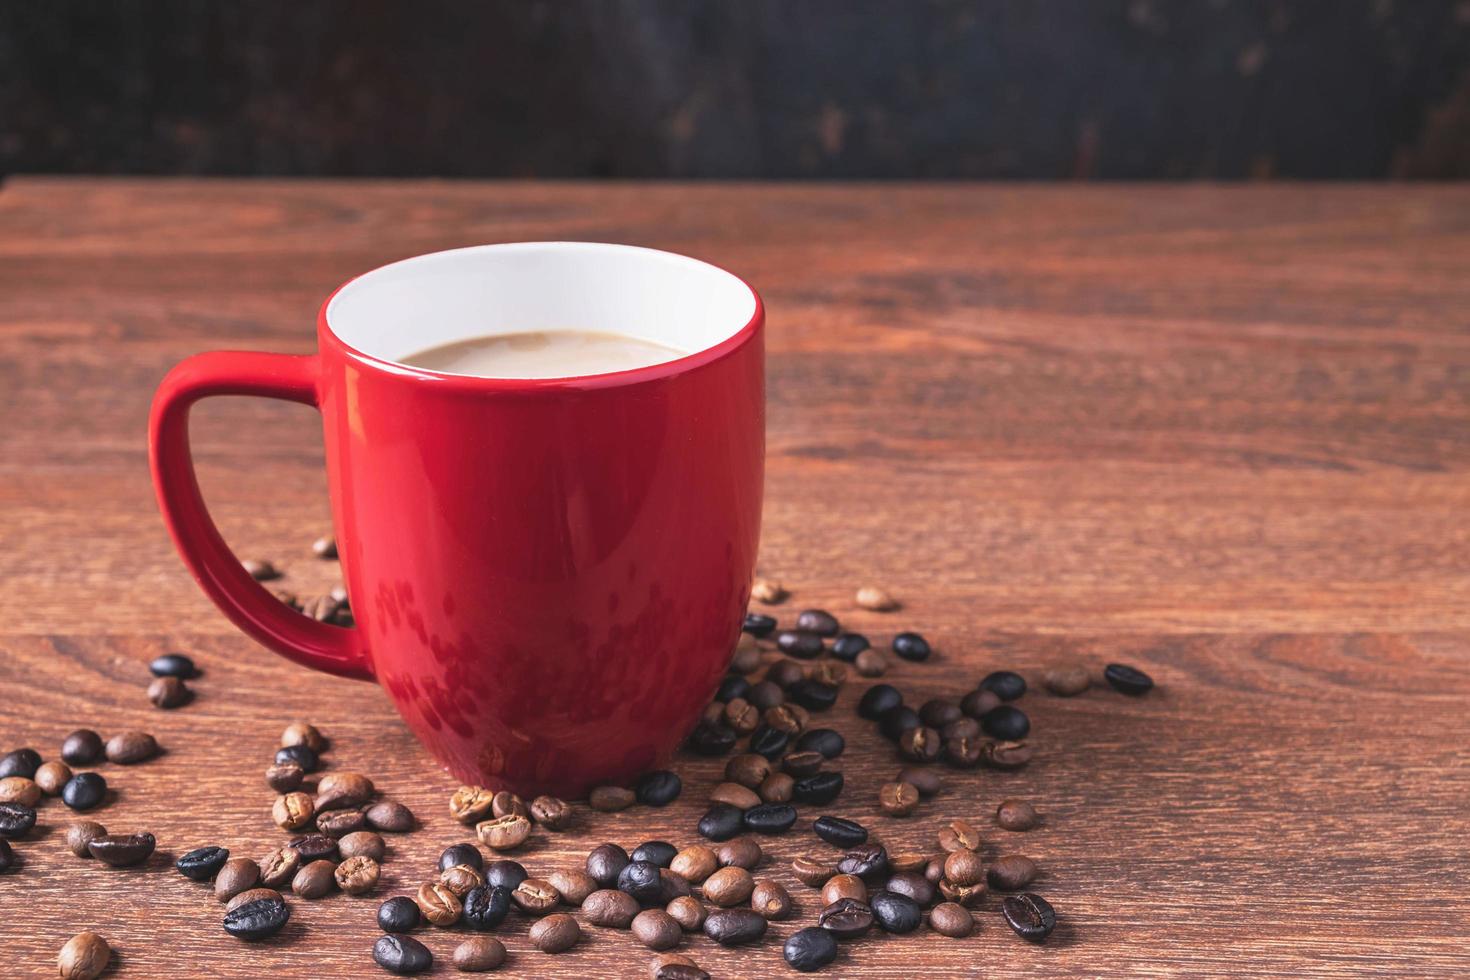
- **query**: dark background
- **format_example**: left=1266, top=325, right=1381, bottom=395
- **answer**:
left=2, top=0, right=1468, bottom=180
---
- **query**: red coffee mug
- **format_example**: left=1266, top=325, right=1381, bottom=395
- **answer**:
left=149, top=242, right=764, bottom=796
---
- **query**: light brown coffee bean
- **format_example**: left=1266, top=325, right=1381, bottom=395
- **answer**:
left=365, top=800, right=414, bottom=832
left=714, top=836, right=763, bottom=870
left=452, top=935, right=506, bottom=972
left=855, top=585, right=898, bottom=611
left=58, top=931, right=110, bottom=980
left=702, top=866, right=755, bottom=907
left=530, top=795, right=572, bottom=829
left=316, top=771, right=374, bottom=811
left=272, top=792, right=315, bottom=831
left=763, top=703, right=806, bottom=736
left=546, top=869, right=597, bottom=905
left=336, top=854, right=380, bottom=894
left=709, top=782, right=761, bottom=810
left=889, top=851, right=930, bottom=873
left=105, top=731, right=158, bottom=764
left=589, top=785, right=635, bottom=812
left=751, top=577, right=786, bottom=604
left=791, top=856, right=834, bottom=887
left=265, top=762, right=304, bottom=793
left=491, top=790, right=527, bottom=819
left=147, top=676, right=190, bottom=709
left=0, top=776, right=39, bottom=807
left=751, top=878, right=791, bottom=920
left=766, top=659, right=806, bottom=688
left=1044, top=664, right=1092, bottom=696
left=997, top=798, right=1040, bottom=831
left=529, top=912, right=580, bottom=953
left=511, top=877, right=561, bottom=915
left=666, top=895, right=706, bottom=931
left=723, top=698, right=761, bottom=734
left=34, top=762, right=72, bottom=796
left=670, top=845, right=718, bottom=883
left=879, top=781, right=920, bottom=816
left=938, top=878, right=987, bottom=907
left=476, top=813, right=531, bottom=851
left=440, top=863, right=485, bottom=898
left=938, top=819, right=980, bottom=852
left=855, top=648, right=888, bottom=676
left=929, top=900, right=974, bottom=937
left=215, top=857, right=260, bottom=901
left=821, top=873, right=867, bottom=905
left=988, top=854, right=1039, bottom=891
left=292, top=859, right=337, bottom=899
left=416, top=881, right=463, bottom=925
left=944, top=848, right=985, bottom=887
left=583, top=888, right=640, bottom=927
left=242, top=558, right=279, bottom=580
left=724, top=753, right=771, bottom=789
left=225, top=887, right=282, bottom=912
left=258, top=846, right=301, bottom=889
left=337, top=830, right=385, bottom=861
left=66, top=821, right=107, bottom=858
left=450, top=785, right=495, bottom=824
left=981, top=740, right=1034, bottom=769
left=898, top=726, right=941, bottom=763
left=632, top=908, right=683, bottom=950
left=758, top=772, right=794, bottom=804
left=315, top=808, right=367, bottom=838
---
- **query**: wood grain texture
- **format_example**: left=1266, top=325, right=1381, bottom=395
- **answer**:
left=1, top=179, right=1469, bottom=978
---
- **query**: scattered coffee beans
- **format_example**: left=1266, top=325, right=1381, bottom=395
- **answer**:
left=530, top=795, right=572, bottom=829
left=66, top=821, right=106, bottom=858
left=751, top=577, right=786, bottom=604
left=776, top=630, right=825, bottom=659
left=628, top=840, right=677, bottom=868
left=450, top=785, right=495, bottom=824
left=716, top=835, right=763, bottom=870
left=793, top=772, right=843, bottom=806
left=697, top=803, right=745, bottom=842
left=1002, top=892, right=1056, bottom=940
left=818, top=897, right=874, bottom=938
left=175, top=845, right=229, bottom=881
left=546, top=869, right=597, bottom=905
left=34, top=761, right=71, bottom=796
left=758, top=772, right=795, bottom=804
left=667, top=895, right=706, bottom=930
left=897, top=765, right=941, bottom=796
left=876, top=780, right=918, bottom=817
left=511, top=878, right=561, bottom=915
left=1105, top=662, right=1154, bottom=695
left=272, top=792, right=315, bottom=831
left=937, top=819, right=980, bottom=852
left=744, top=803, right=798, bottom=835
left=476, top=813, right=531, bottom=851
left=989, top=853, right=1039, bottom=891
left=854, top=649, right=888, bottom=676
left=981, top=704, right=1030, bottom=740
left=670, top=845, right=718, bottom=883
left=289, top=834, right=339, bottom=864
left=58, top=932, right=111, bottom=980
left=336, top=854, right=381, bottom=894
left=617, top=860, right=664, bottom=905
left=315, top=809, right=366, bottom=838
left=878, top=705, right=921, bottom=742
left=885, top=870, right=936, bottom=907
left=632, top=908, right=683, bottom=949
left=944, top=848, right=985, bottom=887
left=635, top=770, right=683, bottom=806
left=373, top=934, right=434, bottom=974
left=215, top=857, right=260, bottom=900
left=148, top=675, right=191, bottom=709
left=997, top=798, right=1040, bottom=831
left=584, top=887, right=640, bottom=927
left=87, top=831, right=153, bottom=866
left=258, top=846, right=301, bottom=889
left=0, top=748, right=40, bottom=779
left=265, top=762, right=304, bottom=793
left=788, top=678, right=839, bottom=711
left=784, top=925, right=839, bottom=971
left=60, top=730, right=103, bottom=766
left=377, top=895, right=421, bottom=933
left=981, top=740, right=1034, bottom=769
left=1044, top=665, right=1091, bottom=696
left=61, top=772, right=107, bottom=811
left=980, top=669, right=1026, bottom=701
left=226, top=887, right=282, bottom=913
left=704, top=866, right=756, bottom=907
left=590, top=784, right=636, bottom=812
left=837, top=843, right=888, bottom=881
left=462, top=884, right=512, bottom=930
left=929, top=900, right=974, bottom=937
left=871, top=889, right=923, bottom=933
left=416, top=882, right=463, bottom=926
left=530, top=912, right=581, bottom=952
left=586, top=842, right=630, bottom=886
left=0, top=801, right=35, bottom=839
left=742, top=612, right=777, bottom=637
left=484, top=859, right=528, bottom=890
left=898, top=725, right=941, bottom=762
left=222, top=895, right=290, bottom=940
left=831, top=632, right=870, bottom=661
left=855, top=585, right=898, bottom=611
left=960, top=688, right=1001, bottom=718
left=452, top=936, right=506, bottom=972
left=105, top=731, right=158, bottom=765
left=704, top=908, right=767, bottom=946
left=0, top=776, right=39, bottom=806
left=858, top=684, right=901, bottom=720
left=814, top=815, right=867, bottom=847
left=293, top=860, right=337, bottom=899
left=365, top=801, right=414, bottom=832
left=791, top=855, right=833, bottom=887
left=892, top=632, right=931, bottom=662
left=822, top=873, right=866, bottom=905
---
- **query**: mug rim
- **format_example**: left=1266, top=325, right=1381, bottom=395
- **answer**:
left=317, top=241, right=764, bottom=391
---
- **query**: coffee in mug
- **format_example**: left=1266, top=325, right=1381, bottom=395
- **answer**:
left=402, top=330, right=686, bottom=378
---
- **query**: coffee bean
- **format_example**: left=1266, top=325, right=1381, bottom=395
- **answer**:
left=490, top=790, right=527, bottom=820
left=310, top=533, right=338, bottom=558
left=885, top=870, right=936, bottom=907
left=221, top=895, right=290, bottom=943
left=701, top=865, right=754, bottom=906
left=0, top=748, right=40, bottom=779
left=545, top=868, right=596, bottom=905
left=939, top=877, right=988, bottom=907
left=271, top=792, right=314, bottom=831
left=714, top=834, right=764, bottom=869
left=60, top=731, right=103, bottom=766
left=630, top=908, right=682, bottom=950
left=366, top=801, right=415, bottom=832
left=857, top=684, right=901, bottom=720
left=452, top=936, right=506, bottom=972
left=292, top=860, right=337, bottom=899
left=660, top=866, right=692, bottom=903
left=813, top=815, right=867, bottom=847
left=61, top=772, right=107, bottom=811
left=857, top=585, right=900, bottom=611
left=264, top=762, right=304, bottom=793
left=871, top=889, right=922, bottom=933
left=448, top=785, right=494, bottom=824
left=586, top=842, right=630, bottom=886
left=1003, top=892, right=1056, bottom=940
left=758, top=771, right=795, bottom=804
left=938, top=819, right=980, bottom=852
left=765, top=659, right=808, bottom=688
left=776, top=630, right=825, bottom=660
left=925, top=857, right=946, bottom=884
left=821, top=873, right=866, bottom=905
left=997, top=798, right=1040, bottom=831
left=273, top=743, right=318, bottom=772
left=1105, top=662, right=1154, bottom=695
left=887, top=851, right=928, bottom=874
left=288, top=834, right=339, bottom=863
left=743, top=803, right=797, bottom=835
left=750, top=576, right=786, bottom=604
left=315, top=808, right=366, bottom=838
left=980, top=670, right=1027, bottom=701
left=742, top=612, right=777, bottom=637
left=794, top=609, right=839, bottom=636
left=746, top=680, right=784, bottom=710
left=336, top=854, right=380, bottom=894
left=58, top=931, right=111, bottom=980
left=686, top=720, right=737, bottom=756
left=743, top=726, right=785, bottom=762
left=66, top=821, right=107, bottom=858
left=793, top=772, right=843, bottom=806
left=105, top=731, right=158, bottom=765
left=960, top=687, right=1001, bottom=718
left=788, top=679, right=839, bottom=712
left=981, top=705, right=1030, bottom=740
left=774, top=924, right=838, bottom=973
left=0, top=777, right=39, bottom=806
left=706, top=783, right=758, bottom=811
left=792, top=856, right=835, bottom=887
left=942, top=716, right=982, bottom=742
left=429, top=843, right=479, bottom=874
left=313, top=771, right=372, bottom=809
left=666, top=845, right=715, bottom=883
left=855, top=649, right=888, bottom=676
left=989, top=854, right=1039, bottom=891
left=523, top=795, right=569, bottom=830
left=929, top=900, right=974, bottom=937
left=837, top=843, right=888, bottom=881
left=33, top=762, right=70, bottom=797
left=476, top=813, right=531, bottom=851
left=829, top=635, right=870, bottom=665
left=653, top=957, right=709, bottom=980
left=416, top=881, right=463, bottom=926
left=462, top=884, right=512, bottom=930
left=0, top=802, right=36, bottom=839
left=258, top=846, right=301, bottom=889
left=242, top=558, right=279, bottom=581
left=175, top=845, right=229, bottom=882
left=1043, top=665, right=1092, bottom=696
left=484, top=859, right=527, bottom=890
left=227, top=886, right=284, bottom=913
left=620, top=840, right=675, bottom=869
left=764, top=703, right=809, bottom=736
left=372, top=934, right=432, bottom=974
left=716, top=676, right=751, bottom=703
left=818, top=897, right=874, bottom=938
left=730, top=636, right=763, bottom=675
left=878, top=705, right=921, bottom=742
left=703, top=907, right=767, bottom=946
left=981, top=740, right=1034, bottom=769
left=377, top=895, right=421, bottom=933
left=618, top=860, right=664, bottom=905
left=896, top=766, right=941, bottom=797
left=917, top=700, right=959, bottom=729
left=635, top=770, right=682, bottom=807
left=943, top=735, right=983, bottom=769
left=794, top=729, right=844, bottom=760
left=898, top=726, right=941, bottom=763
left=215, top=857, right=260, bottom=899
left=944, top=848, right=985, bottom=886
left=722, top=697, right=760, bottom=734
left=147, top=675, right=191, bottom=709
left=582, top=887, right=639, bottom=927
left=530, top=912, right=581, bottom=952
left=892, top=632, right=931, bottom=662
left=589, top=784, right=636, bottom=812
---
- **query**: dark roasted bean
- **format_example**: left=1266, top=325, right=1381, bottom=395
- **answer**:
left=587, top=843, right=630, bottom=886
left=315, top=809, right=366, bottom=838
left=836, top=843, right=888, bottom=881
left=919, top=699, right=962, bottom=728
left=105, top=731, right=158, bottom=765
left=583, top=887, right=640, bottom=927
left=960, top=687, right=1001, bottom=718
left=530, top=912, right=581, bottom=952
left=484, top=858, right=527, bottom=890
left=997, top=799, right=1040, bottom=831
left=818, top=897, right=874, bottom=938
left=373, top=935, right=433, bottom=974
left=631, top=840, right=678, bottom=868
left=795, top=728, right=845, bottom=758
left=857, top=684, right=902, bottom=720
left=989, top=854, right=1040, bottom=891
left=981, top=705, right=1030, bottom=740
left=716, top=676, right=751, bottom=702
left=891, top=632, right=931, bottom=662
left=0, top=748, right=41, bottom=779
left=686, top=720, right=737, bottom=756
left=150, top=652, right=199, bottom=678
left=897, top=766, right=941, bottom=797
left=943, top=735, right=983, bottom=769
left=176, top=845, right=229, bottom=881
left=898, top=726, right=941, bottom=763
left=730, top=638, right=762, bottom=675
left=781, top=751, right=824, bottom=778
left=981, top=670, right=1027, bottom=701
left=60, top=731, right=103, bottom=766
left=223, top=895, right=290, bottom=941
left=784, top=926, right=838, bottom=971
left=929, top=900, right=974, bottom=937
left=0, top=802, right=36, bottom=839
left=273, top=743, right=318, bottom=773
left=885, top=870, right=936, bottom=907
left=981, top=740, right=1034, bottom=769
left=632, top=909, right=683, bottom=950
left=813, top=815, right=866, bottom=847
left=462, top=884, right=512, bottom=930
left=61, top=773, right=107, bottom=811
left=795, top=609, right=839, bottom=636
left=746, top=680, right=784, bottom=710
left=942, top=716, right=982, bottom=742
left=660, top=870, right=692, bottom=903
left=758, top=771, right=795, bottom=804
left=879, top=705, right=921, bottom=742
left=365, top=801, right=414, bottom=832
left=742, top=612, right=777, bottom=637
left=776, top=630, right=824, bottom=659
left=148, top=675, right=192, bottom=709
left=871, top=890, right=922, bottom=933
left=1104, top=663, right=1154, bottom=695
left=618, top=860, right=664, bottom=905
left=787, top=679, right=838, bottom=711
left=228, top=887, right=284, bottom=914
left=831, top=633, right=870, bottom=661
left=1044, top=665, right=1092, bottom=696
left=264, top=763, right=304, bottom=793
left=635, top=770, right=682, bottom=807
left=793, top=772, right=844, bottom=805
left=748, top=725, right=789, bottom=760
left=704, top=908, right=767, bottom=946
left=287, top=834, right=339, bottom=864
left=766, top=659, right=807, bottom=688
left=743, top=803, right=797, bottom=835
left=1002, top=892, right=1056, bottom=940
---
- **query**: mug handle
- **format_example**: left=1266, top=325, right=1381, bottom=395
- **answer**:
left=148, top=350, right=373, bottom=681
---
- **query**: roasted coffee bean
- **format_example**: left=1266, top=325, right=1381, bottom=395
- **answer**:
left=0, top=802, right=36, bottom=838
left=669, top=845, right=718, bottom=883
left=831, top=632, right=870, bottom=661
left=336, top=854, right=380, bottom=894
left=748, top=725, right=789, bottom=760
left=366, top=801, right=414, bottom=832
left=997, top=798, right=1040, bottom=831
left=586, top=842, right=630, bottom=886
left=871, top=890, right=923, bottom=933
left=918, top=699, right=961, bottom=728
left=784, top=926, right=838, bottom=972
left=618, top=860, right=664, bottom=904
left=527, top=794, right=571, bottom=829
left=1105, top=662, right=1154, bottom=695
left=939, top=878, right=988, bottom=908
left=148, top=675, right=191, bottom=709
left=763, top=703, right=807, bottom=736
left=66, top=821, right=107, bottom=858
left=898, top=726, right=941, bottom=763
left=746, top=680, right=784, bottom=710
left=793, top=727, right=843, bottom=759
left=925, top=857, right=946, bottom=884
left=782, top=751, right=824, bottom=778
left=1044, top=665, right=1092, bottom=696
left=856, top=585, right=899, bottom=611
left=702, top=865, right=755, bottom=906
left=792, top=856, right=835, bottom=887
left=265, top=762, right=304, bottom=793
left=686, top=720, right=737, bottom=756
left=449, top=785, right=495, bottom=824
left=776, top=630, right=824, bottom=659
left=416, top=881, right=463, bottom=926
left=938, top=819, right=980, bottom=852
left=288, top=834, right=340, bottom=863
left=743, top=803, right=797, bottom=835
left=273, top=743, right=318, bottom=773
left=215, top=857, right=260, bottom=900
left=315, top=808, right=366, bottom=838
left=35, top=761, right=71, bottom=796
left=960, top=687, right=1001, bottom=718
left=105, top=731, right=158, bottom=765
left=258, top=846, right=301, bottom=889
left=944, top=848, right=985, bottom=886
left=885, top=870, right=936, bottom=907
left=943, top=735, right=983, bottom=769
left=0, top=748, right=40, bottom=779
left=177, top=845, right=229, bottom=881
left=373, top=934, right=432, bottom=974
left=750, top=576, right=786, bottom=604
left=1002, top=892, right=1056, bottom=940
left=632, top=909, right=683, bottom=949
left=512, top=878, right=561, bottom=914
left=854, top=649, right=888, bottom=676
left=0, top=777, right=39, bottom=806
left=227, top=887, right=283, bottom=913
left=981, top=705, right=1030, bottom=740
left=716, top=675, right=751, bottom=703
left=309, top=533, right=338, bottom=559
left=653, top=958, right=709, bottom=980
left=813, top=815, right=867, bottom=847
left=715, top=835, right=763, bottom=869
left=730, top=635, right=763, bottom=675
left=788, top=679, right=838, bottom=711
left=623, top=840, right=676, bottom=868
left=980, top=669, right=1027, bottom=701
left=892, top=632, right=931, bottom=662
left=242, top=558, right=279, bottom=581
left=989, top=854, right=1039, bottom=891
left=837, top=843, right=888, bottom=881
left=758, top=771, right=795, bottom=804
left=583, top=887, right=640, bottom=927
left=272, top=792, right=315, bottom=831
left=981, top=740, right=1034, bottom=769
left=476, top=813, right=532, bottom=851
left=742, top=612, right=777, bottom=637
left=765, top=659, right=808, bottom=688
left=60, top=731, right=103, bottom=766
left=929, top=900, right=974, bottom=937
left=292, top=860, right=337, bottom=899
left=941, top=716, right=982, bottom=742
left=793, top=772, right=844, bottom=806
left=489, top=790, right=527, bottom=820
left=635, top=770, right=682, bottom=807
left=660, top=866, right=693, bottom=902
left=61, top=772, right=107, bottom=811
left=484, top=858, right=528, bottom=890
left=818, top=897, right=874, bottom=938
left=452, top=936, right=506, bottom=972
left=703, top=908, right=767, bottom=946
left=710, top=782, right=761, bottom=810
left=530, top=912, right=581, bottom=953
left=590, top=784, right=636, bottom=812
left=435, top=842, right=482, bottom=873
left=723, top=697, right=761, bottom=734
left=379, top=895, right=422, bottom=933
left=314, top=771, right=373, bottom=810
left=878, top=781, right=920, bottom=816
left=897, top=766, right=941, bottom=797
left=547, top=869, right=597, bottom=905
left=878, top=705, right=921, bottom=742
left=222, top=895, right=290, bottom=941
left=821, top=873, right=867, bottom=905
left=666, top=895, right=707, bottom=932
left=794, top=609, right=839, bottom=636
left=810, top=655, right=848, bottom=689
left=857, top=684, right=902, bottom=720
left=58, top=931, right=111, bottom=980
left=462, top=883, right=512, bottom=930
left=884, top=852, right=925, bottom=874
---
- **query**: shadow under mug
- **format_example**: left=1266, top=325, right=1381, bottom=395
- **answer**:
left=149, top=242, right=765, bottom=796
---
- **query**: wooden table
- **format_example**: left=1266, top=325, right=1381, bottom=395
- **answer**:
left=2, top=179, right=1468, bottom=978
